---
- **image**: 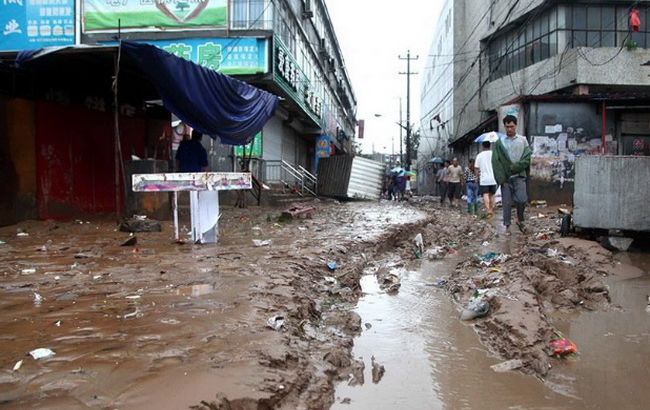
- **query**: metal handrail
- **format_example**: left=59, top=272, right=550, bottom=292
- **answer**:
left=298, top=165, right=317, bottom=183
left=297, top=165, right=318, bottom=196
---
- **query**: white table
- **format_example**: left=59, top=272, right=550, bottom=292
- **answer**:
left=132, top=172, right=252, bottom=243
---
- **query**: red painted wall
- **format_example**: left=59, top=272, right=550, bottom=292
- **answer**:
left=35, top=101, right=146, bottom=219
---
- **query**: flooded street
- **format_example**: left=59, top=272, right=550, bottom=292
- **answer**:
left=333, top=225, right=650, bottom=409
left=1, top=199, right=649, bottom=409
left=0, top=201, right=431, bottom=409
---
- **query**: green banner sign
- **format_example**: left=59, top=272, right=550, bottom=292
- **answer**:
left=83, top=0, right=227, bottom=32
left=234, top=132, right=262, bottom=157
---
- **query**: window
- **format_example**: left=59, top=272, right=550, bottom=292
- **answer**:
left=489, top=3, right=650, bottom=81
left=232, top=0, right=269, bottom=29
left=565, top=3, right=650, bottom=49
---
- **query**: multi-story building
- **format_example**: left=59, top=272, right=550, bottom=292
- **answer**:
left=0, top=0, right=356, bottom=224
left=419, top=0, right=650, bottom=201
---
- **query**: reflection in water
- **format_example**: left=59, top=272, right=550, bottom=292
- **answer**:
left=333, top=250, right=650, bottom=409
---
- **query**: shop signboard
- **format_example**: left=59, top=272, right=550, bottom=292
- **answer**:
left=82, top=0, right=227, bottom=32
left=106, top=37, right=269, bottom=75
left=233, top=132, right=262, bottom=157
left=314, top=134, right=331, bottom=173
left=1, top=0, right=75, bottom=52
left=273, top=36, right=323, bottom=125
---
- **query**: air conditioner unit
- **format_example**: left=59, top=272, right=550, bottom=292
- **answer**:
left=302, top=0, right=314, bottom=18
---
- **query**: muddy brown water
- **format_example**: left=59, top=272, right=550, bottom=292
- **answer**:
left=0, top=202, right=426, bottom=408
left=333, top=244, right=650, bottom=409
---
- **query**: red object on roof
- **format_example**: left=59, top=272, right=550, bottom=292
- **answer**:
left=630, top=8, right=641, bottom=32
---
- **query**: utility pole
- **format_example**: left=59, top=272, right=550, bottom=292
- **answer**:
left=399, top=98, right=403, bottom=166
left=399, top=50, right=418, bottom=170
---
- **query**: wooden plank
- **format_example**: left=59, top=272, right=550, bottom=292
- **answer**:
left=132, top=172, right=252, bottom=192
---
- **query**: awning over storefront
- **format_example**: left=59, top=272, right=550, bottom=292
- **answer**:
left=16, top=41, right=279, bottom=146
left=121, top=41, right=278, bottom=146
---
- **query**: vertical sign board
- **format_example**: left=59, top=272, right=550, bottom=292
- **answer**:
left=1, top=0, right=75, bottom=52
left=273, top=36, right=323, bottom=126
left=314, top=134, right=331, bottom=174
left=82, top=0, right=227, bottom=32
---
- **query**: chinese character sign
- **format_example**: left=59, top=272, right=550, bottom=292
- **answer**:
left=111, top=37, right=269, bottom=75
left=83, top=0, right=227, bottom=32
left=0, top=0, right=75, bottom=52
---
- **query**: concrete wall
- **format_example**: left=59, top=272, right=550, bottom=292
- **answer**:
left=574, top=156, right=650, bottom=231
left=0, top=98, right=37, bottom=226
left=576, top=46, right=650, bottom=85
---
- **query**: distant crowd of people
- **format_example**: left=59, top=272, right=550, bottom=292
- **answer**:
left=432, top=115, right=531, bottom=234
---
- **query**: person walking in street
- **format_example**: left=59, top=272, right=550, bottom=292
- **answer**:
left=436, top=161, right=449, bottom=204
left=463, top=158, right=479, bottom=215
left=475, top=141, right=497, bottom=218
left=492, top=115, right=532, bottom=234
left=447, top=158, right=463, bottom=207
left=176, top=129, right=209, bottom=172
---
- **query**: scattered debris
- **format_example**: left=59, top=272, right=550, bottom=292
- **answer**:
left=17, top=232, right=29, bottom=237
left=490, top=359, right=524, bottom=373
left=364, top=323, right=372, bottom=330
left=125, top=295, right=141, bottom=300
left=376, top=271, right=401, bottom=294
left=120, top=237, right=138, bottom=247
left=21, top=268, right=36, bottom=275
left=12, top=360, right=23, bottom=371
left=460, top=297, right=490, bottom=321
left=414, top=233, right=424, bottom=257
left=433, top=278, right=447, bottom=288
left=371, top=356, right=385, bottom=383
left=0, top=240, right=6, bottom=245
left=29, top=348, right=55, bottom=360
left=424, top=246, right=446, bottom=260
left=123, top=309, right=141, bottom=320
left=54, top=321, right=62, bottom=327
left=603, top=236, right=634, bottom=252
left=327, top=261, right=337, bottom=271
left=33, top=292, right=43, bottom=305
left=266, top=315, right=285, bottom=331
left=74, top=252, right=94, bottom=259
left=546, top=248, right=560, bottom=257
left=252, top=239, right=272, bottom=247
left=281, top=206, right=315, bottom=220
left=531, top=200, right=547, bottom=208
left=549, top=337, right=578, bottom=357
left=119, top=218, right=161, bottom=233
left=476, top=252, right=507, bottom=267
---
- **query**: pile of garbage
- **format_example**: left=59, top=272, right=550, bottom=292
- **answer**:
left=445, top=240, right=611, bottom=377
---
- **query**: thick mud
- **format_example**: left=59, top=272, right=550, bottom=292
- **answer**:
left=1, top=198, right=648, bottom=409
left=333, top=200, right=650, bottom=409
left=0, top=200, right=428, bottom=409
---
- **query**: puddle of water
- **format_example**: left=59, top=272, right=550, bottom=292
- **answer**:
left=333, top=251, right=650, bottom=409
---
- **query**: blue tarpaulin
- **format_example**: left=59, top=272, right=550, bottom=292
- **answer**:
left=17, top=42, right=279, bottom=146
left=121, top=41, right=278, bottom=146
